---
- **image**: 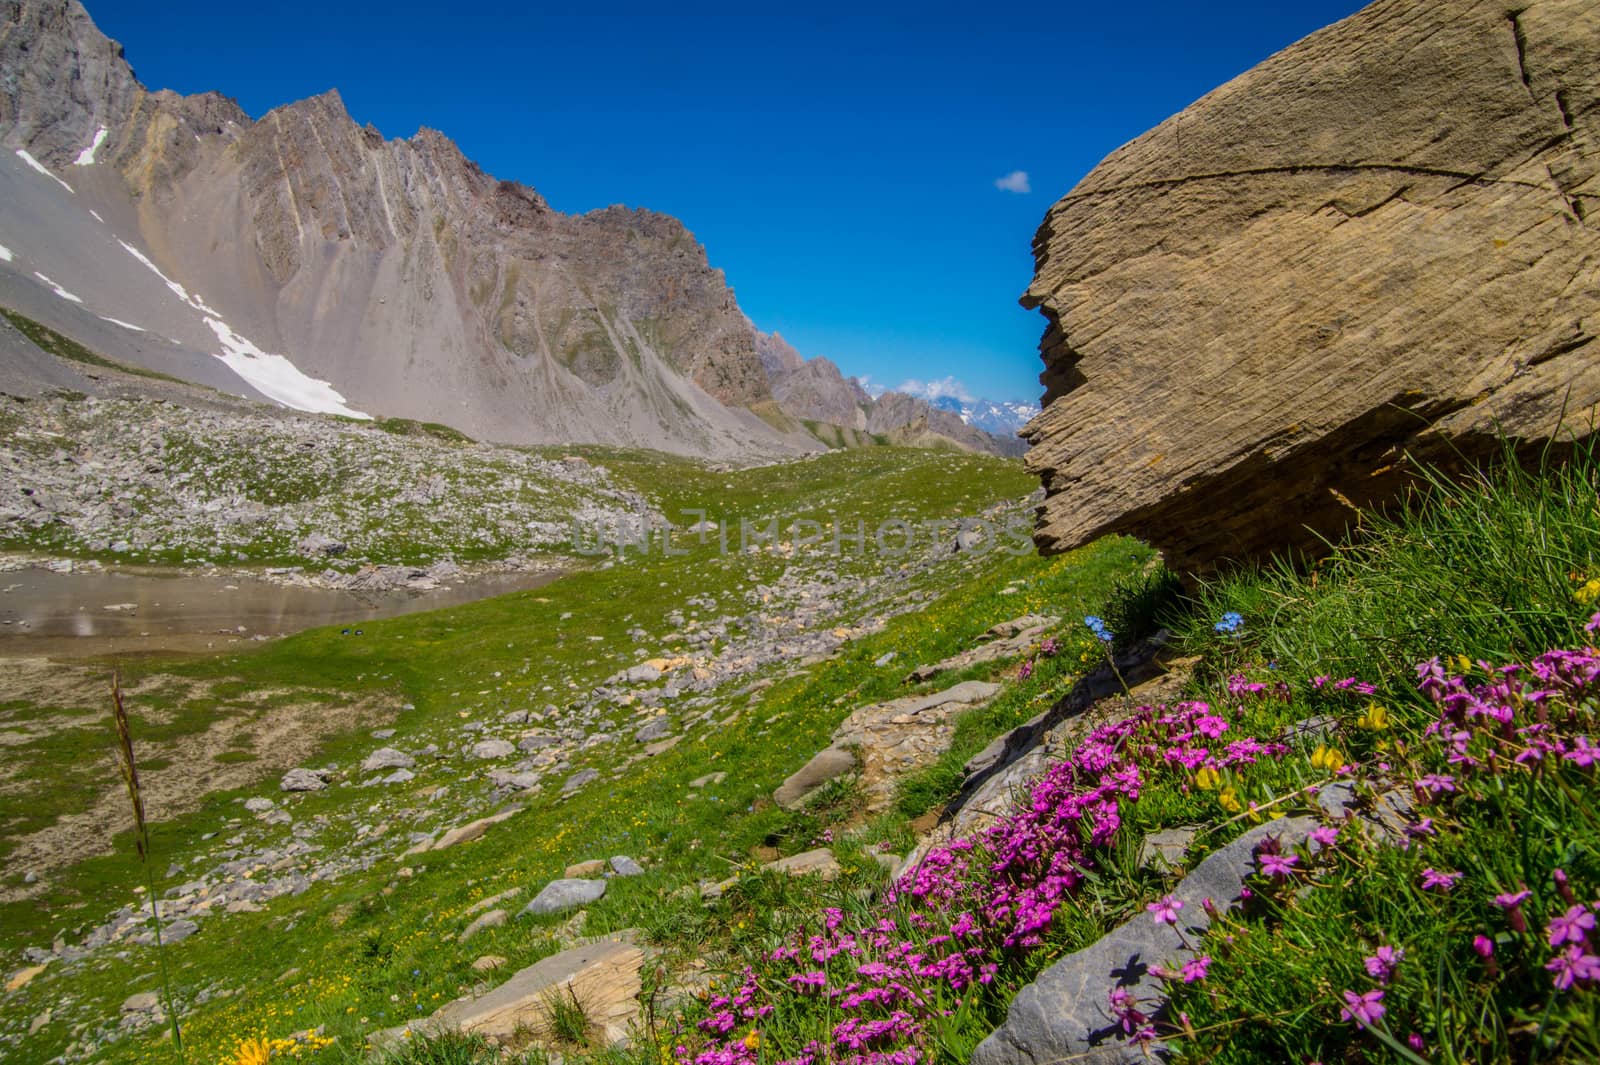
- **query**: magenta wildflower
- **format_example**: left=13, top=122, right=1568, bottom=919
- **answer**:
left=1414, top=773, right=1458, bottom=798
left=1339, top=988, right=1386, bottom=1028
left=1565, top=736, right=1600, bottom=767
left=1473, top=935, right=1495, bottom=958
left=1548, top=904, right=1596, bottom=947
left=1018, top=660, right=1034, bottom=680
left=1146, top=895, right=1183, bottom=926
left=1309, top=825, right=1339, bottom=848
left=1420, top=868, right=1462, bottom=892
left=1494, top=889, right=1532, bottom=933
left=1258, top=852, right=1298, bottom=879
left=1546, top=944, right=1600, bottom=990
left=1363, top=945, right=1403, bottom=984
left=1180, top=956, right=1211, bottom=983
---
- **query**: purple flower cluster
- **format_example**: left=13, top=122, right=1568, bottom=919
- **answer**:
left=679, top=700, right=1293, bottom=1065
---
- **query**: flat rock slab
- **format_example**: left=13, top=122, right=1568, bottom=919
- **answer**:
left=907, top=622, right=1057, bottom=682
left=279, top=768, right=328, bottom=792
left=778, top=680, right=1004, bottom=812
left=972, top=817, right=1318, bottom=1065
left=372, top=934, right=644, bottom=1049
left=361, top=747, right=414, bottom=771
left=523, top=878, right=606, bottom=916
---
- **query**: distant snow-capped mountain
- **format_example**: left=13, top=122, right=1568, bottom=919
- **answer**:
left=929, top=395, right=1040, bottom=437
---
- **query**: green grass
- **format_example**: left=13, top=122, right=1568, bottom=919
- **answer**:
left=0, top=445, right=1145, bottom=1065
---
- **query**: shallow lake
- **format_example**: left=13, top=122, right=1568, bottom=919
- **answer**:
left=0, top=564, right=564, bottom=657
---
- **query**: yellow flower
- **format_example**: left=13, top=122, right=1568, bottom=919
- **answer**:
left=1575, top=577, right=1600, bottom=605
left=232, top=1037, right=272, bottom=1065
left=1194, top=765, right=1220, bottom=791
left=744, top=1030, right=762, bottom=1051
left=1356, top=703, right=1389, bottom=731
left=1455, top=654, right=1473, bottom=674
left=1218, top=786, right=1243, bottom=814
left=1310, top=745, right=1344, bottom=771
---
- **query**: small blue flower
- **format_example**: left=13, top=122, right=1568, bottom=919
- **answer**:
left=1084, top=615, right=1113, bottom=643
left=1214, top=611, right=1244, bottom=635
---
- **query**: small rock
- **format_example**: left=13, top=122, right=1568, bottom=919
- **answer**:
left=634, top=717, right=673, bottom=743
left=765, top=848, right=841, bottom=880
left=521, top=878, right=606, bottom=916
left=382, top=768, right=415, bottom=785
left=689, top=772, right=727, bottom=789
left=279, top=768, right=328, bottom=792
left=563, top=768, right=599, bottom=793
left=362, top=747, right=414, bottom=771
left=565, top=859, right=606, bottom=878
left=459, top=909, right=507, bottom=943
left=471, top=739, right=516, bottom=760
left=874, top=651, right=897, bottom=667
left=471, top=955, right=506, bottom=972
left=243, top=797, right=275, bottom=813
left=121, top=991, right=161, bottom=1013
left=609, top=856, right=645, bottom=877
left=163, top=919, right=199, bottom=943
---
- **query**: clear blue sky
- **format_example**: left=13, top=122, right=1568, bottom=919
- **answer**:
left=86, top=1, right=1367, bottom=405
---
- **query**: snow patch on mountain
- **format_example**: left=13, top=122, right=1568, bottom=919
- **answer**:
left=15, top=149, right=73, bottom=193
left=74, top=128, right=108, bottom=166
left=33, top=272, right=83, bottom=303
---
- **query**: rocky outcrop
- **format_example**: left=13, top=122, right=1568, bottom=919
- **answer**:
left=1022, top=0, right=1600, bottom=572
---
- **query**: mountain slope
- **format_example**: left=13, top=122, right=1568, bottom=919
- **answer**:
left=0, top=0, right=812, bottom=459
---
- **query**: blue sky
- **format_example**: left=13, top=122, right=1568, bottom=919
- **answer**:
left=87, top=1, right=1366, bottom=405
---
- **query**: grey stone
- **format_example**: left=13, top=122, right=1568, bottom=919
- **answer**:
left=521, top=878, right=606, bottom=916
left=470, top=739, right=516, bottom=760
left=1138, top=827, right=1200, bottom=870
left=609, top=855, right=645, bottom=877
left=361, top=747, right=414, bottom=771
left=279, top=768, right=328, bottom=792
left=162, top=919, right=199, bottom=943
left=773, top=747, right=858, bottom=809
left=459, top=909, right=507, bottom=943
left=243, top=797, right=275, bottom=813
left=563, top=768, right=599, bottom=793
left=517, top=732, right=559, bottom=752
left=689, top=772, right=727, bottom=789
left=634, top=717, right=673, bottom=743
left=972, top=817, right=1317, bottom=1065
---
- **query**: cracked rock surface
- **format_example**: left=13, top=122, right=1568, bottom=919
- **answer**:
left=1022, top=0, right=1600, bottom=574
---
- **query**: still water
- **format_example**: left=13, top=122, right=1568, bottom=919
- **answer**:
left=0, top=565, right=564, bottom=656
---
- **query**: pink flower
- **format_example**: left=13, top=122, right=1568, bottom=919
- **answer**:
left=1339, top=988, right=1386, bottom=1027
left=1414, top=773, right=1458, bottom=798
left=1146, top=895, right=1183, bottom=926
left=1548, top=905, right=1596, bottom=947
left=1546, top=944, right=1600, bottom=990
left=1180, top=955, right=1211, bottom=983
left=1364, top=945, right=1403, bottom=984
left=1258, top=852, right=1298, bottom=879
left=1421, top=868, right=1462, bottom=892
left=1473, top=935, right=1495, bottom=958
left=1309, top=826, right=1339, bottom=848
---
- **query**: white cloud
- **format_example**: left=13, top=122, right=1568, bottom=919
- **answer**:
left=896, top=375, right=975, bottom=404
left=855, top=374, right=887, bottom=398
left=993, top=170, right=1031, bottom=194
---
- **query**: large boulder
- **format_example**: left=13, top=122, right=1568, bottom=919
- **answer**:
left=1021, top=0, right=1600, bottom=574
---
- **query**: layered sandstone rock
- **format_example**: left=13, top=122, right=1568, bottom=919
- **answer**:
left=1022, top=0, right=1599, bottom=572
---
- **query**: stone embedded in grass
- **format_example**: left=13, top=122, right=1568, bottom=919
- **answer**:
left=563, top=768, right=599, bottom=793
left=774, top=747, right=859, bottom=808
left=609, top=855, right=645, bottom=877
left=458, top=909, right=507, bottom=943
left=517, top=732, right=559, bottom=752
left=689, top=772, right=727, bottom=789
left=372, top=935, right=643, bottom=1049
left=565, top=859, right=606, bottom=878
left=634, top=716, right=673, bottom=743
left=471, top=955, right=506, bottom=972
left=380, top=768, right=414, bottom=785
left=361, top=747, right=414, bottom=771
left=765, top=847, right=841, bottom=880
left=522, top=877, right=606, bottom=916
left=243, top=797, right=275, bottom=813
left=470, top=738, right=516, bottom=760
left=279, top=767, right=328, bottom=792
